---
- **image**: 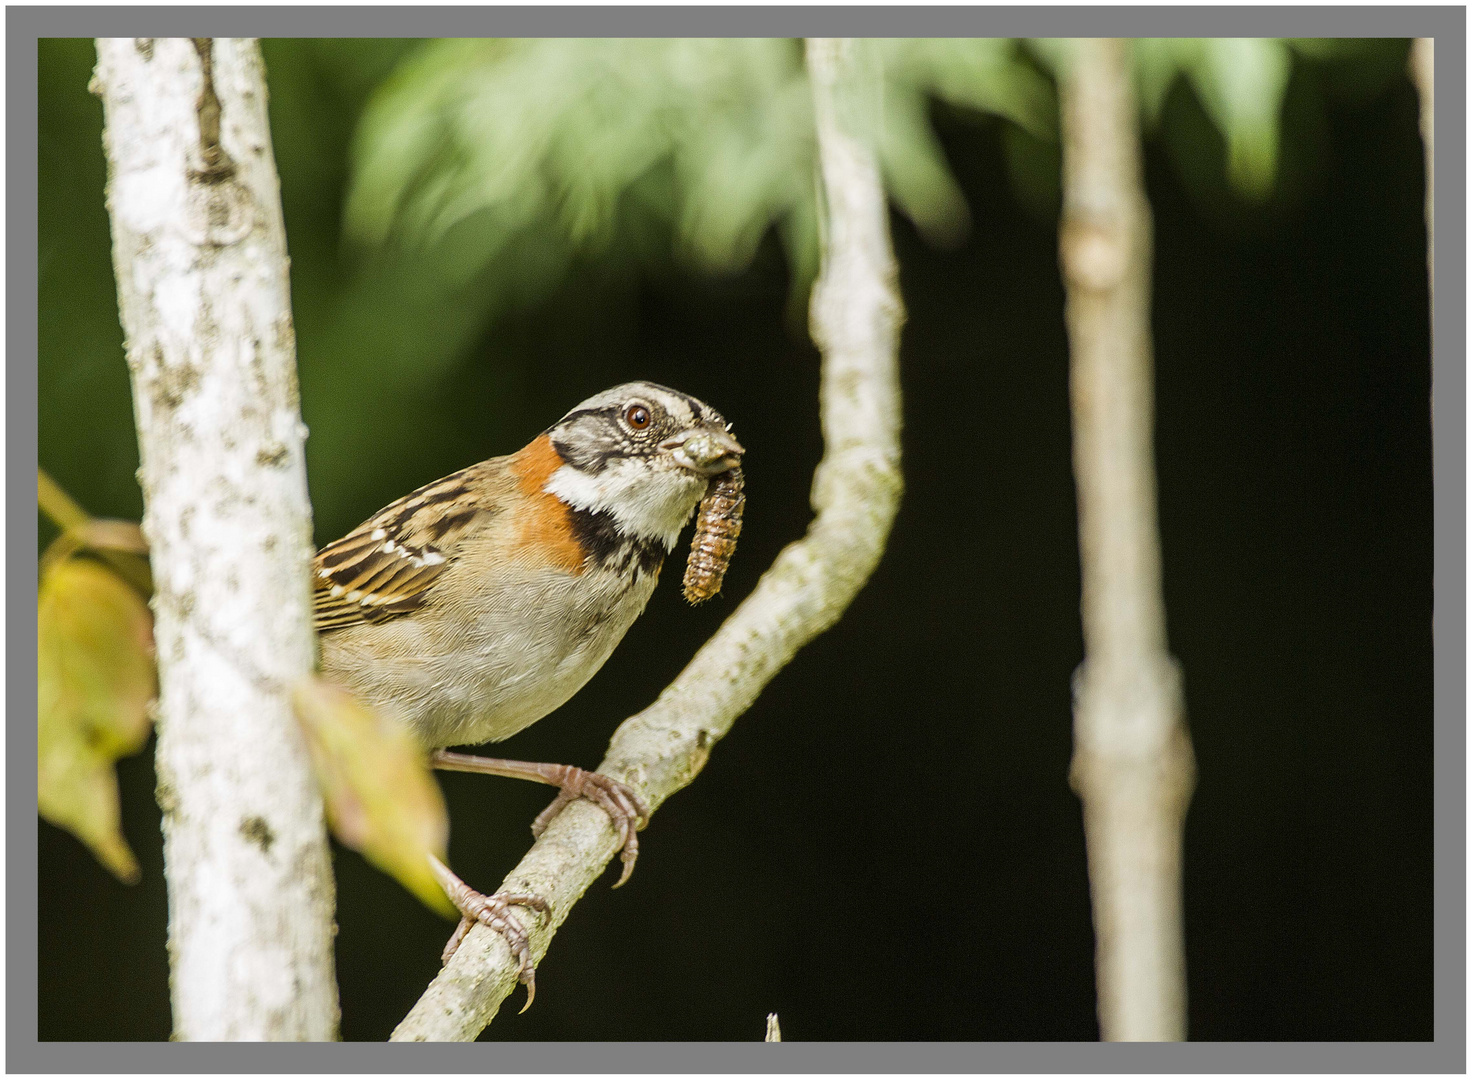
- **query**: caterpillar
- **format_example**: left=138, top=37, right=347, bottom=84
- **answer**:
left=683, top=467, right=744, bottom=604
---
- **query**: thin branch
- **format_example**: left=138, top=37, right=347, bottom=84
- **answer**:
left=1057, top=39, right=1195, bottom=1042
left=1410, top=38, right=1432, bottom=314
left=93, top=37, right=338, bottom=1040
left=391, top=36, right=904, bottom=1042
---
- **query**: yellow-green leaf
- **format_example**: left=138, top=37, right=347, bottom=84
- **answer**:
left=37, top=557, right=158, bottom=883
left=292, top=675, right=456, bottom=918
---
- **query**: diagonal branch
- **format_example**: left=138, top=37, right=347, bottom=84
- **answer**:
left=391, top=36, right=904, bottom=1042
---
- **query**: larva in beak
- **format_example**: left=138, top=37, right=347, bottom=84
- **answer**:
left=682, top=467, right=744, bottom=604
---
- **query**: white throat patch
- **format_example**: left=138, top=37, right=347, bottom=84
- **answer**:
left=544, top=459, right=707, bottom=550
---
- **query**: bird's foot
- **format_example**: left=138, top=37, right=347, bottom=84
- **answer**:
left=430, top=751, right=651, bottom=888
left=529, top=765, right=650, bottom=888
left=427, top=854, right=550, bottom=1012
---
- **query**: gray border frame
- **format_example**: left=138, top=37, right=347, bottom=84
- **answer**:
left=13, top=6, right=1462, bottom=1073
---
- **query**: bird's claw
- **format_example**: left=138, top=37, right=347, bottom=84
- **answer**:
left=428, top=854, right=550, bottom=1012
left=531, top=767, right=650, bottom=888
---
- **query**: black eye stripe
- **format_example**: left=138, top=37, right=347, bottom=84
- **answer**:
left=549, top=406, right=622, bottom=431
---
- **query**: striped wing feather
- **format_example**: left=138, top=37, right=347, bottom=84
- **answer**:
left=312, top=463, right=494, bottom=632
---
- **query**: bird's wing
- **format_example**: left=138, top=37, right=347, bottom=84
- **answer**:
left=312, top=462, right=497, bottom=632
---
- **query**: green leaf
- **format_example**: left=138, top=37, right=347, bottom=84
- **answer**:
left=877, top=81, right=971, bottom=246
left=882, top=38, right=1055, bottom=140
left=1188, top=38, right=1293, bottom=201
left=38, top=557, right=157, bottom=883
left=292, top=675, right=456, bottom=918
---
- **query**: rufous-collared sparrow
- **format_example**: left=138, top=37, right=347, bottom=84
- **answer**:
left=313, top=381, right=743, bottom=1001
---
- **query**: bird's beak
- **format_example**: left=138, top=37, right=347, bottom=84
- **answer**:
left=661, top=427, right=745, bottom=476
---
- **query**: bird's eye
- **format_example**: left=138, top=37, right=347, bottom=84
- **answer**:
left=625, top=404, right=652, bottom=430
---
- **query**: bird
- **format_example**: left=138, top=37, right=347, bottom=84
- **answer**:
left=312, top=381, right=744, bottom=1004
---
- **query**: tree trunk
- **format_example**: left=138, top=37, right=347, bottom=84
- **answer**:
left=1057, top=38, right=1195, bottom=1042
left=93, top=37, right=338, bottom=1041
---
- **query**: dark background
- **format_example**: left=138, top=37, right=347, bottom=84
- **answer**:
left=38, top=39, right=1431, bottom=1041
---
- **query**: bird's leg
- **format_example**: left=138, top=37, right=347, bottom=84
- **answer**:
left=430, top=751, right=651, bottom=887
left=427, top=854, right=550, bottom=1012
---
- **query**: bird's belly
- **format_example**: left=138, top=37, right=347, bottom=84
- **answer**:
left=319, top=565, right=659, bottom=749
left=436, top=602, right=641, bottom=746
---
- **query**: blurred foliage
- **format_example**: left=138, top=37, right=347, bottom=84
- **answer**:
left=1131, top=38, right=1410, bottom=203
left=1136, top=39, right=1294, bottom=200
left=38, top=553, right=156, bottom=884
left=346, top=37, right=1407, bottom=325
left=293, top=675, right=457, bottom=918
left=37, top=471, right=156, bottom=883
left=345, top=38, right=1052, bottom=321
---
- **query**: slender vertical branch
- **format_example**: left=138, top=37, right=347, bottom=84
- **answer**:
left=1057, top=38, right=1194, bottom=1042
left=92, top=37, right=338, bottom=1040
left=1410, top=38, right=1433, bottom=314
left=391, top=36, right=903, bottom=1042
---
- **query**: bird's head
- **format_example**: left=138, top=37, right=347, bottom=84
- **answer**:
left=541, top=382, right=744, bottom=550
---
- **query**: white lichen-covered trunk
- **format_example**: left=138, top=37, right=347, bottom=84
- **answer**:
left=1057, top=38, right=1195, bottom=1042
left=93, top=37, right=338, bottom=1041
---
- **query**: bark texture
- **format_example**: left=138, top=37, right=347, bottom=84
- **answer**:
left=1057, top=38, right=1194, bottom=1042
left=391, top=36, right=904, bottom=1042
left=93, top=37, right=338, bottom=1041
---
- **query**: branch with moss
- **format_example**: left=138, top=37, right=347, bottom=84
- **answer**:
left=391, top=36, right=904, bottom=1042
